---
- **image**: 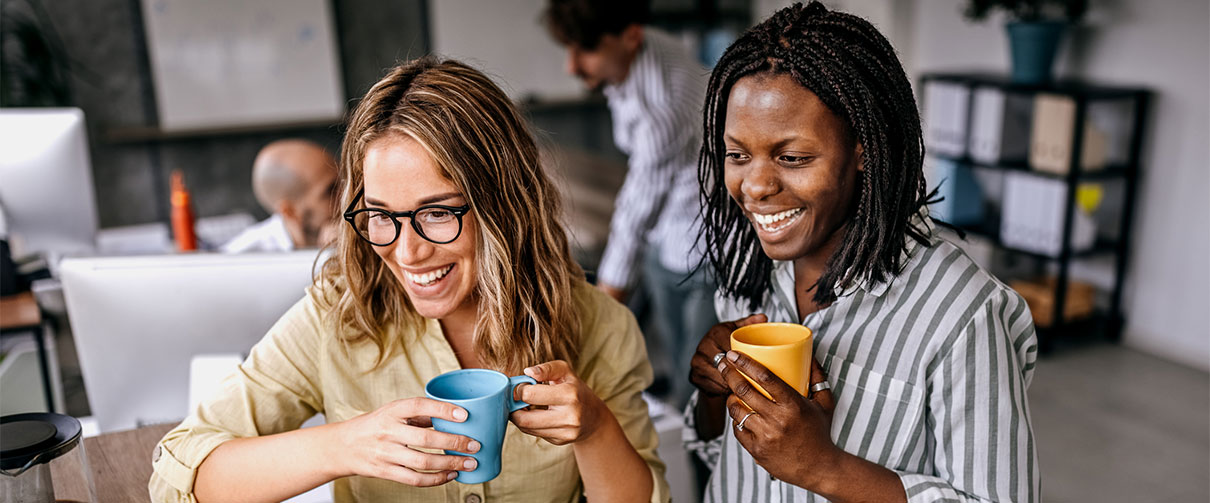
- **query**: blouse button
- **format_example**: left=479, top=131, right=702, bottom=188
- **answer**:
left=152, top=445, right=162, bottom=463
left=465, top=494, right=482, bottom=503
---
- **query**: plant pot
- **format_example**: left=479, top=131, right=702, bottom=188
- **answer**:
left=1006, top=20, right=1067, bottom=84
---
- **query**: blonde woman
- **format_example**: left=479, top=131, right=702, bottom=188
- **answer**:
left=148, top=57, right=669, bottom=503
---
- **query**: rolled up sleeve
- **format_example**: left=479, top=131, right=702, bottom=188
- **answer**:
left=148, top=294, right=325, bottom=502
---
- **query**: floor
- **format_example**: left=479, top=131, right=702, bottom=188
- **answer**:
left=1030, top=343, right=1209, bottom=502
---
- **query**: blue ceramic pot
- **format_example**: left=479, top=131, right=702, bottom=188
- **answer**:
left=1006, top=20, right=1067, bottom=84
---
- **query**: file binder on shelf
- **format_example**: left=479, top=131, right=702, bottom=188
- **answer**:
left=925, top=157, right=985, bottom=227
left=923, top=81, right=970, bottom=157
left=1000, top=171, right=1096, bottom=257
left=968, top=87, right=1033, bottom=165
left=1030, top=93, right=1135, bottom=175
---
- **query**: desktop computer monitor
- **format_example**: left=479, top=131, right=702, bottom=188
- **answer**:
left=0, top=108, right=99, bottom=257
left=60, top=250, right=322, bottom=433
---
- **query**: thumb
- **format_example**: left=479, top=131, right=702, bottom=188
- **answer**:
left=524, top=360, right=573, bottom=383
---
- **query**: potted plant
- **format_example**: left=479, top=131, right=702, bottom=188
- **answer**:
left=964, top=0, right=1088, bottom=84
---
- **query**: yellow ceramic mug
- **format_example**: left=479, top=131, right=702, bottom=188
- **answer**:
left=729, top=322, right=813, bottom=400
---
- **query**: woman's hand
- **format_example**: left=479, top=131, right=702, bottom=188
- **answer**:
left=689, top=314, right=767, bottom=441
left=331, top=397, right=481, bottom=486
left=510, top=360, right=608, bottom=445
left=689, top=314, right=768, bottom=396
left=717, top=349, right=839, bottom=489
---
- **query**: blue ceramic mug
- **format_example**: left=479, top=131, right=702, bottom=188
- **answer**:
left=424, top=369, right=536, bottom=484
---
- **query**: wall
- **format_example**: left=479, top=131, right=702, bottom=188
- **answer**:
left=27, top=0, right=619, bottom=230
left=908, top=0, right=1210, bottom=370
left=34, top=0, right=429, bottom=227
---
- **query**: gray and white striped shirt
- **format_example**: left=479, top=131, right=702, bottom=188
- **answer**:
left=598, top=28, right=707, bottom=287
left=684, top=225, right=1040, bottom=502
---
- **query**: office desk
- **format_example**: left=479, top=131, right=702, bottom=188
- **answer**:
left=0, top=291, right=55, bottom=412
left=50, top=422, right=174, bottom=502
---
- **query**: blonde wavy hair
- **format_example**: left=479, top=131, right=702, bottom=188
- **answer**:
left=316, top=57, right=584, bottom=374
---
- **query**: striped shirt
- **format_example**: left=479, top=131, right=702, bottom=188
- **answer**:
left=598, top=28, right=707, bottom=287
left=684, top=223, right=1040, bottom=502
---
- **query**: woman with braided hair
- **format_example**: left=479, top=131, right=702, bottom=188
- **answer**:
left=684, top=3, right=1039, bottom=502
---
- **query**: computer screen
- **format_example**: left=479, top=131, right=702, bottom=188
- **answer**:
left=60, top=250, right=323, bottom=433
left=0, top=108, right=99, bottom=257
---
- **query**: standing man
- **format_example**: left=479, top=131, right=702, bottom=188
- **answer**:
left=222, top=139, right=339, bottom=253
left=543, top=0, right=716, bottom=407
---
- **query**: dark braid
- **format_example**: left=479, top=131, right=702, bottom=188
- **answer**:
left=698, top=1, right=931, bottom=311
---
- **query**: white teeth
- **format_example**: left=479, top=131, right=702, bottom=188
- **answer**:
left=753, top=208, right=804, bottom=230
left=405, top=265, right=453, bottom=286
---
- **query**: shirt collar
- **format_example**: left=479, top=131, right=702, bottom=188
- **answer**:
left=769, top=208, right=934, bottom=313
left=602, top=33, right=652, bottom=101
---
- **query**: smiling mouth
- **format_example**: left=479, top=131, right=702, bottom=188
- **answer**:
left=404, top=264, right=453, bottom=286
left=752, top=208, right=804, bottom=233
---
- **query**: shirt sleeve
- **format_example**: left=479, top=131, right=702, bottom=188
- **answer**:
left=578, top=286, right=672, bottom=503
left=680, top=390, right=724, bottom=469
left=595, top=101, right=689, bottom=290
left=148, top=294, right=326, bottom=502
left=897, top=288, right=1040, bottom=503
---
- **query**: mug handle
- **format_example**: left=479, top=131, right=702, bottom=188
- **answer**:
left=508, top=375, right=537, bottom=412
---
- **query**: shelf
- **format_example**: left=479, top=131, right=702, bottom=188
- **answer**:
left=920, top=71, right=1149, bottom=100
left=939, top=219, right=1119, bottom=261
left=518, top=94, right=606, bottom=114
left=932, top=154, right=1132, bottom=181
left=104, top=118, right=345, bottom=144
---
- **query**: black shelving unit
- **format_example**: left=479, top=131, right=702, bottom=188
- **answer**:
left=920, top=72, right=1151, bottom=348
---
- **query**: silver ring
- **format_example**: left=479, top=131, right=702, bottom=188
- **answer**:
left=712, top=352, right=727, bottom=367
left=810, top=381, right=831, bottom=393
left=735, top=411, right=757, bottom=432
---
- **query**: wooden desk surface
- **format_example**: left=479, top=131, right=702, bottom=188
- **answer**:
left=0, top=291, right=41, bottom=330
left=50, top=422, right=175, bottom=503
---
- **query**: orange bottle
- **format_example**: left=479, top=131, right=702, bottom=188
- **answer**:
left=170, top=170, right=198, bottom=251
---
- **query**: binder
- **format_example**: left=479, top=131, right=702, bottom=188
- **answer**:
left=925, top=157, right=985, bottom=226
left=923, top=81, right=970, bottom=157
left=1000, top=171, right=1096, bottom=257
left=968, top=87, right=1033, bottom=164
left=1029, top=94, right=1134, bottom=175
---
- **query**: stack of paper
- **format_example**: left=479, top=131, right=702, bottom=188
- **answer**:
left=923, top=81, right=971, bottom=157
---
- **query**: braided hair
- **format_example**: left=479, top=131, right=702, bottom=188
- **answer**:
left=699, top=1, right=932, bottom=311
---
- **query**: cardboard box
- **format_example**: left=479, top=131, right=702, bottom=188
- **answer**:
left=1010, top=276, right=1097, bottom=327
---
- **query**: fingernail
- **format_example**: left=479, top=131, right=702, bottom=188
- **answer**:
left=453, top=409, right=467, bottom=421
left=727, top=351, right=739, bottom=362
left=468, top=440, right=481, bottom=453
left=464, top=458, right=478, bottom=470
left=717, top=360, right=726, bottom=372
left=447, top=472, right=458, bottom=480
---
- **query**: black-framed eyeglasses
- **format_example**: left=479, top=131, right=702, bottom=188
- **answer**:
left=343, top=188, right=470, bottom=246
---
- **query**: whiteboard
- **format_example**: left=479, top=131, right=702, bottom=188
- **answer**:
left=429, top=0, right=583, bottom=101
left=140, top=0, right=345, bottom=131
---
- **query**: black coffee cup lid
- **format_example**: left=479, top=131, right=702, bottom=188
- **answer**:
left=1, top=413, right=82, bottom=471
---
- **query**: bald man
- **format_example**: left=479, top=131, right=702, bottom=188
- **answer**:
left=221, top=139, right=339, bottom=253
